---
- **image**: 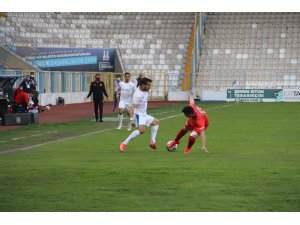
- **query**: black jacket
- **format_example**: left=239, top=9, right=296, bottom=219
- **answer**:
left=20, top=77, right=37, bottom=93
left=87, top=81, right=108, bottom=101
left=136, top=77, right=142, bottom=87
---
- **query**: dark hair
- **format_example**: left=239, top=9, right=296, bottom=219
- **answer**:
left=30, top=72, right=35, bottom=75
left=116, top=74, right=121, bottom=78
left=124, top=72, right=130, bottom=76
left=182, top=106, right=194, bottom=115
left=95, top=74, right=100, bottom=77
left=140, top=77, right=152, bottom=85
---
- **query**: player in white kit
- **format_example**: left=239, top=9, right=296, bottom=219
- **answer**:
left=119, top=77, right=160, bottom=152
left=117, top=72, right=136, bottom=131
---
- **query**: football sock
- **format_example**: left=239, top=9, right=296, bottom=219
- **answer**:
left=123, top=130, right=141, bottom=145
left=118, top=113, right=123, bottom=127
left=175, top=128, right=188, bottom=142
left=128, top=119, right=131, bottom=129
left=151, top=125, right=159, bottom=143
left=187, top=136, right=196, bottom=148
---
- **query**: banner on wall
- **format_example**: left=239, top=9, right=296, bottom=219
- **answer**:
left=15, top=47, right=115, bottom=72
left=284, top=89, right=300, bottom=102
left=226, top=89, right=284, bottom=102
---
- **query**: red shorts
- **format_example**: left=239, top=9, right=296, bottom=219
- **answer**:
left=185, top=117, right=209, bottom=135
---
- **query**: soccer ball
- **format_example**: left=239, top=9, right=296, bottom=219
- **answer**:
left=166, top=141, right=177, bottom=152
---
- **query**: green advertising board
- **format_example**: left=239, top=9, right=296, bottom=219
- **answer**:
left=227, top=89, right=284, bottom=102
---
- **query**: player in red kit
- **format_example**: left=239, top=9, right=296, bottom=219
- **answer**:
left=167, top=93, right=209, bottom=154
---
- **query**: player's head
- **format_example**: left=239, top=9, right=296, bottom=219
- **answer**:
left=116, top=74, right=121, bottom=81
left=124, top=72, right=130, bottom=82
left=182, top=106, right=195, bottom=118
left=30, top=71, right=35, bottom=76
left=95, top=73, right=101, bottom=81
left=140, top=77, right=152, bottom=92
left=138, top=72, right=144, bottom=79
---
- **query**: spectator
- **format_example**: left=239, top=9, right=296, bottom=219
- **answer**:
left=85, top=74, right=108, bottom=122
left=113, top=74, right=121, bottom=111
left=134, top=72, right=144, bottom=88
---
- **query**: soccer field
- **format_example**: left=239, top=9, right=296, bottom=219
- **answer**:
left=0, top=102, right=299, bottom=211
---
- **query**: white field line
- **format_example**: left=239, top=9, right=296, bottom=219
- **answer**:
left=0, top=128, right=116, bottom=155
left=150, top=111, right=175, bottom=116
left=0, top=103, right=238, bottom=155
left=11, top=137, right=26, bottom=141
left=30, top=134, right=43, bottom=137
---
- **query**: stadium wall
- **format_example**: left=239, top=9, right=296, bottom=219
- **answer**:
left=200, top=89, right=227, bottom=101
left=39, top=92, right=87, bottom=106
left=167, top=91, right=190, bottom=101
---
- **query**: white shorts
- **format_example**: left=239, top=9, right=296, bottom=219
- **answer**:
left=135, top=114, right=154, bottom=127
left=118, top=100, right=131, bottom=112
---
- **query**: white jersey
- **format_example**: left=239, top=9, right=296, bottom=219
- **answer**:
left=132, top=88, right=148, bottom=116
left=119, top=81, right=136, bottom=103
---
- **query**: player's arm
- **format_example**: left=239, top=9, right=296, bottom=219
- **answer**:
left=195, top=119, right=208, bottom=153
left=130, top=93, right=140, bottom=126
left=85, top=83, right=93, bottom=101
left=189, top=92, right=195, bottom=105
left=116, top=85, right=121, bottom=100
left=102, top=82, right=108, bottom=99
left=200, top=131, right=208, bottom=153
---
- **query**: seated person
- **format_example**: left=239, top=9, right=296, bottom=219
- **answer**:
left=20, top=72, right=39, bottom=107
left=13, top=85, right=29, bottom=113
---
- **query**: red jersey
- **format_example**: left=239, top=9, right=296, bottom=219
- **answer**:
left=14, top=87, right=29, bottom=105
left=185, top=103, right=209, bottom=134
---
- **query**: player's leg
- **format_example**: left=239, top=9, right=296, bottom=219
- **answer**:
left=117, top=108, right=125, bottom=129
left=126, top=111, right=131, bottom=131
left=99, top=101, right=104, bottom=122
left=123, top=125, right=145, bottom=145
left=149, top=117, right=160, bottom=149
left=119, top=114, right=145, bottom=152
left=168, top=120, right=191, bottom=148
left=184, top=130, right=199, bottom=154
left=117, top=100, right=126, bottom=129
left=94, top=101, right=99, bottom=122
left=125, top=103, right=132, bottom=131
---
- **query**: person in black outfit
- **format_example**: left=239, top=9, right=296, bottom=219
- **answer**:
left=20, top=72, right=37, bottom=93
left=86, top=74, right=108, bottom=122
left=134, top=72, right=144, bottom=88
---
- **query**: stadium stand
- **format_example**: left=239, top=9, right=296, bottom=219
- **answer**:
left=0, top=12, right=195, bottom=93
left=197, top=12, right=300, bottom=90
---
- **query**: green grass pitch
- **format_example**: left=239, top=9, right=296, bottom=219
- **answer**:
left=0, top=102, right=299, bottom=211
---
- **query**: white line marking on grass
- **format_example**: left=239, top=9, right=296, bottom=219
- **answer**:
left=0, top=141, right=7, bottom=143
left=0, top=128, right=116, bottom=155
left=150, top=111, right=175, bottom=116
left=30, top=134, right=43, bottom=137
left=0, top=103, right=238, bottom=155
left=46, top=131, right=59, bottom=134
left=11, top=137, right=26, bottom=141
